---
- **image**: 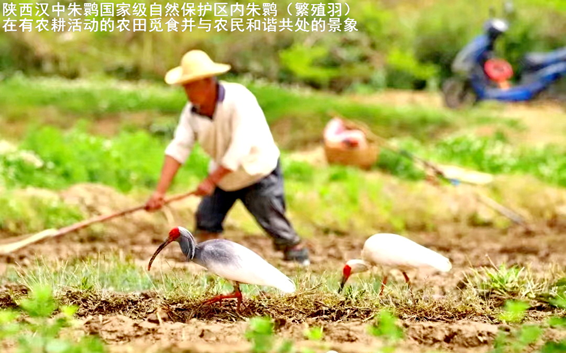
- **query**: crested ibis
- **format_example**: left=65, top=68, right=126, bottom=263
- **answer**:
left=338, top=233, right=452, bottom=295
left=148, top=226, right=296, bottom=310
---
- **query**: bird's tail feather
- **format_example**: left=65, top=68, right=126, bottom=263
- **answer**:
left=428, top=253, right=452, bottom=273
left=263, top=262, right=296, bottom=293
left=277, top=276, right=296, bottom=293
left=269, top=268, right=296, bottom=293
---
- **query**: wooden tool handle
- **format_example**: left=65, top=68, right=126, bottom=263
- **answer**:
left=0, top=190, right=197, bottom=255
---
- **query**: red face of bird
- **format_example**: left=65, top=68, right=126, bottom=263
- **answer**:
left=147, top=227, right=184, bottom=271
left=338, top=259, right=370, bottom=293
left=338, top=264, right=352, bottom=293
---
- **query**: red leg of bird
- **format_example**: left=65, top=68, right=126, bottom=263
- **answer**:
left=379, top=275, right=388, bottom=296
left=202, top=282, right=243, bottom=311
left=402, top=271, right=414, bottom=298
left=402, top=272, right=411, bottom=286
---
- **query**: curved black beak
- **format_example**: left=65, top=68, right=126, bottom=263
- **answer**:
left=338, top=275, right=348, bottom=293
left=148, top=240, right=172, bottom=271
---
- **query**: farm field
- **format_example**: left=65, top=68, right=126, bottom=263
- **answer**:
left=1, top=76, right=566, bottom=353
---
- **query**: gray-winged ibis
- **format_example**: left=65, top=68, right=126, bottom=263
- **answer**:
left=338, top=233, right=452, bottom=295
left=148, top=226, right=296, bottom=310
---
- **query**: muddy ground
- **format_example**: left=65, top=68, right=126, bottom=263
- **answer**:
left=0, top=184, right=565, bottom=352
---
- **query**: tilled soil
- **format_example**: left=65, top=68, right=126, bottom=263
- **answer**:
left=1, top=223, right=566, bottom=352
left=78, top=315, right=509, bottom=353
left=0, top=185, right=565, bottom=352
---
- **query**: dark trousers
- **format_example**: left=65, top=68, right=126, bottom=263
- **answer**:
left=195, top=159, right=301, bottom=250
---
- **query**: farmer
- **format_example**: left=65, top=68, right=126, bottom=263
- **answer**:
left=145, top=49, right=310, bottom=266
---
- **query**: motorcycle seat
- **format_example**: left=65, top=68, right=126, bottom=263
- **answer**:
left=523, top=47, right=566, bottom=70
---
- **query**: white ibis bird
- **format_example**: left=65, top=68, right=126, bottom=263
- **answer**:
left=338, top=233, right=452, bottom=295
left=148, top=226, right=296, bottom=311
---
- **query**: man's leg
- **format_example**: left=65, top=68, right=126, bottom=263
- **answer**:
left=195, top=186, right=239, bottom=242
left=240, top=160, right=310, bottom=265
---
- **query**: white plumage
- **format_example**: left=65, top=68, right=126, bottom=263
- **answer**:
left=196, top=239, right=296, bottom=294
left=339, top=233, right=452, bottom=294
left=362, top=233, right=452, bottom=272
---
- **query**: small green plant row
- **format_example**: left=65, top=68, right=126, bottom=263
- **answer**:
left=3, top=123, right=566, bottom=193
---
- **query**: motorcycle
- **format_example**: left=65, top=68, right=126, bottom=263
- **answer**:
left=441, top=2, right=566, bottom=109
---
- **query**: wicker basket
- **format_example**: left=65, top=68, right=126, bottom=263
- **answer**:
left=324, top=143, right=380, bottom=170
left=323, top=118, right=380, bottom=170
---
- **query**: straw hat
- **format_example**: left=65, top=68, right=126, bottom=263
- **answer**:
left=165, top=50, right=231, bottom=85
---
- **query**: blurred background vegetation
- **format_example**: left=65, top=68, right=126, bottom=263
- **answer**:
left=1, top=0, right=566, bottom=93
left=0, top=0, right=566, bottom=238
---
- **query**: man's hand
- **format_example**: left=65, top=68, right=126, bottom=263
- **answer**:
left=145, top=191, right=165, bottom=211
left=194, top=165, right=234, bottom=197
left=195, top=177, right=216, bottom=196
